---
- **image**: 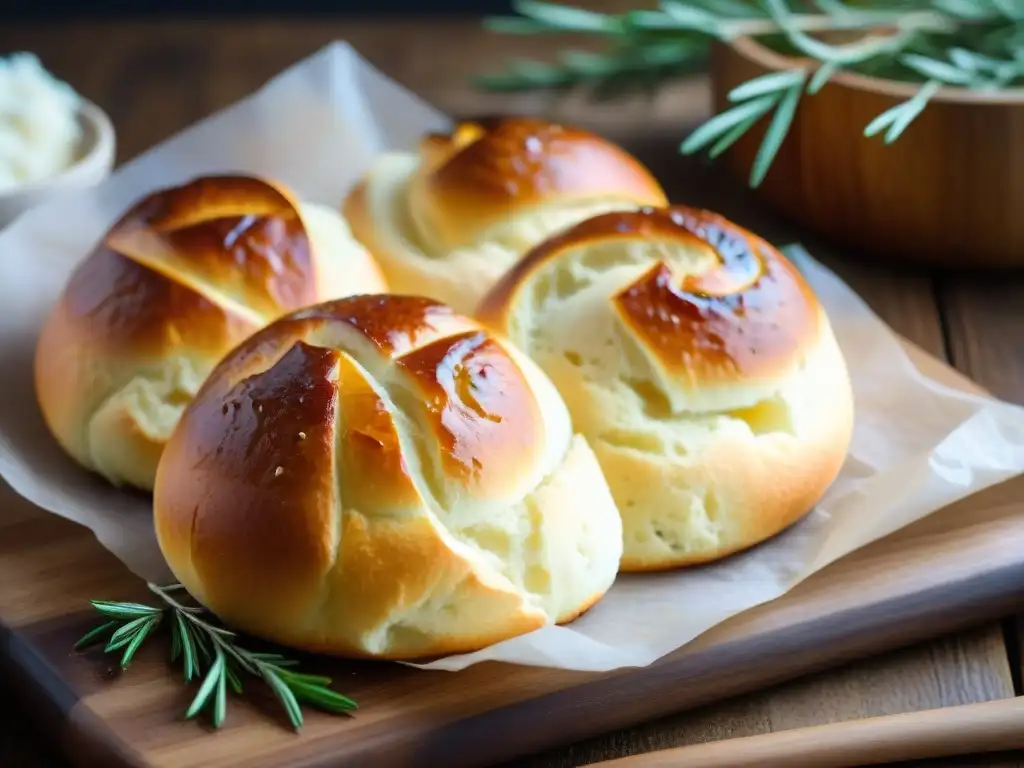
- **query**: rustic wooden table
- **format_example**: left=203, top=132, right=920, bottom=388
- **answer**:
left=1, top=13, right=1023, bottom=768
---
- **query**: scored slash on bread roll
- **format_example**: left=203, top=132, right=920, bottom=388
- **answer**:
left=478, top=206, right=855, bottom=571
left=153, top=294, right=623, bottom=660
left=342, top=116, right=668, bottom=316
left=34, top=174, right=388, bottom=492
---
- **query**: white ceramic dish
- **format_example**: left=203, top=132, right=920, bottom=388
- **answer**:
left=0, top=98, right=116, bottom=230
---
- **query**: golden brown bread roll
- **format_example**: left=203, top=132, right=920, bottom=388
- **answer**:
left=34, top=174, right=388, bottom=491
left=478, top=206, right=854, bottom=571
left=153, top=294, right=623, bottom=659
left=342, top=116, right=668, bottom=315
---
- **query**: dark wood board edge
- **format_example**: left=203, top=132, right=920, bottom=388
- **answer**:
left=5, top=518, right=1023, bottom=768
left=307, top=562, right=1024, bottom=768
left=4, top=371, right=1023, bottom=768
left=0, top=619, right=146, bottom=768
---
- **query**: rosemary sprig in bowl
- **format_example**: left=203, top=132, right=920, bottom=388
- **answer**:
left=477, top=0, right=1024, bottom=186
left=74, top=583, right=358, bottom=731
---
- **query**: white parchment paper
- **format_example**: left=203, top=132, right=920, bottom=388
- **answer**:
left=2, top=42, right=1024, bottom=673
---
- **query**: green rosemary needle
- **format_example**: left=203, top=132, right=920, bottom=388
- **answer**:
left=476, top=0, right=1024, bottom=186
left=74, top=583, right=358, bottom=731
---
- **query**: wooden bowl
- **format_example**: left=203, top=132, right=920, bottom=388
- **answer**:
left=708, top=36, right=1024, bottom=268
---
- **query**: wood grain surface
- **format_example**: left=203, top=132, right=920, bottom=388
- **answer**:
left=588, top=698, right=1024, bottom=767
left=1, top=15, right=1023, bottom=768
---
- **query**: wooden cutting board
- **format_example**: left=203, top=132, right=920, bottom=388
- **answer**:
left=2, top=340, right=1024, bottom=768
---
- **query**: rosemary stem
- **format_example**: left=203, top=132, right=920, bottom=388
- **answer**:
left=148, top=582, right=192, bottom=611
left=148, top=583, right=206, bottom=616
left=718, top=11, right=955, bottom=41
left=78, top=585, right=357, bottom=730
left=147, top=583, right=265, bottom=675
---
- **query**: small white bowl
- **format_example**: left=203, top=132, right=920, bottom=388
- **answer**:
left=0, top=98, right=116, bottom=230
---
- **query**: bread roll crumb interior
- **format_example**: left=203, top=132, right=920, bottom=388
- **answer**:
left=479, top=206, right=854, bottom=570
left=154, top=294, right=623, bottom=659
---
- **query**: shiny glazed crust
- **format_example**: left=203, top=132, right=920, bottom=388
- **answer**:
left=153, top=294, right=623, bottom=660
left=34, top=174, right=388, bottom=491
left=478, top=206, right=855, bottom=570
left=342, top=116, right=668, bottom=315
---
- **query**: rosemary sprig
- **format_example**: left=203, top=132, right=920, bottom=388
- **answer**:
left=477, top=0, right=1024, bottom=186
left=74, top=583, right=358, bottom=731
